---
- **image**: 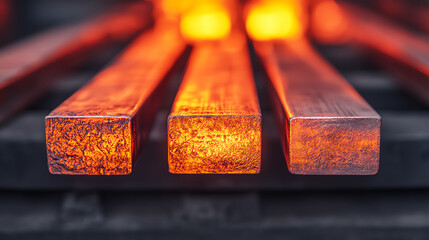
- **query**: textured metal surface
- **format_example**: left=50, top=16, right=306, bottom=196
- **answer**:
left=168, top=38, right=261, bottom=174
left=254, top=40, right=380, bottom=175
left=342, top=3, right=429, bottom=106
left=0, top=2, right=152, bottom=124
left=46, top=26, right=186, bottom=175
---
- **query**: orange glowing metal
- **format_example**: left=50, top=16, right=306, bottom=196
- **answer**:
left=342, top=3, right=429, bottom=105
left=245, top=0, right=306, bottom=40
left=0, top=2, right=152, bottom=124
left=168, top=38, right=261, bottom=174
left=180, top=1, right=232, bottom=41
left=46, top=26, right=186, bottom=175
left=254, top=40, right=380, bottom=175
left=310, top=0, right=349, bottom=44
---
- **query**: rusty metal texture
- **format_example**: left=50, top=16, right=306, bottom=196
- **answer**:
left=0, top=2, right=152, bottom=124
left=46, top=26, right=186, bottom=175
left=254, top=39, right=380, bottom=175
left=341, top=3, right=429, bottom=106
left=168, top=37, right=262, bottom=174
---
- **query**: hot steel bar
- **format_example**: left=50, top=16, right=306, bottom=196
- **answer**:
left=254, top=40, right=380, bottom=175
left=341, top=3, right=429, bottom=105
left=168, top=38, right=262, bottom=174
left=0, top=2, right=152, bottom=123
left=46, top=26, right=186, bottom=175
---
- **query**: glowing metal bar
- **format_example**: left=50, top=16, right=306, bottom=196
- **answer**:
left=168, top=39, right=261, bottom=174
left=46, top=26, right=186, bottom=175
left=0, top=2, right=151, bottom=123
left=254, top=40, right=380, bottom=175
left=341, top=3, right=429, bottom=105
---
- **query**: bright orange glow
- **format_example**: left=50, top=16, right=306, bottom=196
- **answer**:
left=180, top=3, right=231, bottom=41
left=311, top=0, right=349, bottom=43
left=253, top=40, right=380, bottom=175
left=46, top=26, right=186, bottom=175
left=168, top=37, right=261, bottom=174
left=245, top=0, right=306, bottom=40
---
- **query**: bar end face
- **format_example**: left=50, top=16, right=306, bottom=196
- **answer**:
left=46, top=116, right=133, bottom=175
left=168, top=115, right=261, bottom=174
left=288, top=117, right=380, bottom=175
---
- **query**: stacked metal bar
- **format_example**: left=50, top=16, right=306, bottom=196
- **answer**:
left=254, top=40, right=381, bottom=175
left=46, top=26, right=186, bottom=175
left=168, top=36, right=262, bottom=174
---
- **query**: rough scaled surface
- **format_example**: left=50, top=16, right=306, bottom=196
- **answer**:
left=289, top=117, right=380, bottom=175
left=46, top=117, right=132, bottom=175
left=168, top=116, right=261, bottom=174
left=254, top=40, right=381, bottom=175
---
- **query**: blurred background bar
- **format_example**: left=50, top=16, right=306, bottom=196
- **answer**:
left=341, top=2, right=429, bottom=105
left=0, top=1, right=152, bottom=124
